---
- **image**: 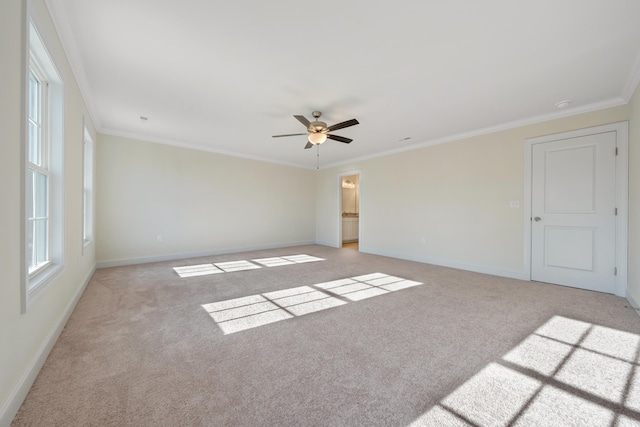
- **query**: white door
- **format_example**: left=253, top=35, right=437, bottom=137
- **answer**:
left=531, top=131, right=617, bottom=293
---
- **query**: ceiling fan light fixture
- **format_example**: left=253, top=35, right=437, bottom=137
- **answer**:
left=308, top=132, right=327, bottom=145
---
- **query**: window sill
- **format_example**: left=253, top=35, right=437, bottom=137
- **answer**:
left=27, top=262, right=65, bottom=309
left=28, top=260, right=52, bottom=277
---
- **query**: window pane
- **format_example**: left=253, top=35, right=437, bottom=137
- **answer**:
left=34, top=171, right=48, bottom=218
left=27, top=169, right=49, bottom=273
left=28, top=121, right=41, bottom=165
left=27, top=169, right=35, bottom=218
left=28, top=219, right=49, bottom=273
left=83, top=188, right=88, bottom=240
left=28, top=70, right=43, bottom=167
left=34, top=218, right=48, bottom=266
left=29, top=71, right=40, bottom=122
left=27, top=219, right=35, bottom=270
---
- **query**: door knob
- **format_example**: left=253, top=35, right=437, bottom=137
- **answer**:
left=534, top=217, right=541, bottom=222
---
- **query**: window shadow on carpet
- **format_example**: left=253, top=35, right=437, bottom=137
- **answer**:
left=410, top=315, right=640, bottom=426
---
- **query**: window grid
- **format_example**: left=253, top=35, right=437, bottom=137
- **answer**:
left=27, top=63, right=51, bottom=276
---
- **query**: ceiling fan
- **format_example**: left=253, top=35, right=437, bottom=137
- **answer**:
left=272, top=111, right=359, bottom=149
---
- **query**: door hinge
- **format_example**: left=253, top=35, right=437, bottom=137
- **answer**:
left=615, top=267, right=618, bottom=276
left=616, top=147, right=619, bottom=156
left=615, top=207, right=618, bottom=216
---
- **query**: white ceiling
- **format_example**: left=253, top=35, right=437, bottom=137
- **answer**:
left=47, top=0, right=640, bottom=169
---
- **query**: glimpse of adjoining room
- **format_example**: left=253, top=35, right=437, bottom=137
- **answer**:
left=341, top=174, right=359, bottom=250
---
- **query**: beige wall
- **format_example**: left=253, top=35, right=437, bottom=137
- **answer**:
left=95, top=134, right=317, bottom=265
left=0, top=0, right=97, bottom=423
left=628, top=84, right=640, bottom=304
left=317, top=106, right=630, bottom=278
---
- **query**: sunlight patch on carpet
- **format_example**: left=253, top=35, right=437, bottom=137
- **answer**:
left=410, top=315, right=640, bottom=426
left=264, top=286, right=346, bottom=317
left=252, top=257, right=295, bottom=267
left=214, top=260, right=261, bottom=272
left=440, top=363, right=542, bottom=426
left=174, top=254, right=325, bottom=277
left=173, top=264, right=224, bottom=278
left=202, top=285, right=345, bottom=334
left=253, top=254, right=324, bottom=267
left=555, top=348, right=632, bottom=404
left=282, top=254, right=324, bottom=263
left=202, top=273, right=422, bottom=334
left=513, top=385, right=614, bottom=426
left=202, top=295, right=292, bottom=334
left=503, top=334, right=573, bottom=376
left=317, top=273, right=422, bottom=301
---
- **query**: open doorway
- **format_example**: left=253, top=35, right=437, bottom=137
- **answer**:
left=341, top=174, right=360, bottom=250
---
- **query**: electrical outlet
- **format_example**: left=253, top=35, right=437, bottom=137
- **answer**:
left=157, top=235, right=163, bottom=242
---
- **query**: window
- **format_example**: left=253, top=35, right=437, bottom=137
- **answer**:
left=23, top=20, right=64, bottom=308
left=83, top=127, right=94, bottom=248
left=27, top=66, right=50, bottom=274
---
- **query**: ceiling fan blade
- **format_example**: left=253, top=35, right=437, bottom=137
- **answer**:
left=304, top=141, right=313, bottom=149
left=272, top=133, right=307, bottom=138
left=325, top=118, right=359, bottom=133
left=327, top=134, right=352, bottom=144
left=294, top=115, right=311, bottom=128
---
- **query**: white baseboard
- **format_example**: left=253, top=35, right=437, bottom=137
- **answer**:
left=626, top=290, right=640, bottom=319
left=96, top=241, right=317, bottom=269
left=0, top=265, right=96, bottom=427
left=361, top=247, right=529, bottom=281
left=315, top=240, right=340, bottom=248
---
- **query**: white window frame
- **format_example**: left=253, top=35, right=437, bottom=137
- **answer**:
left=22, top=17, right=65, bottom=312
left=27, top=59, right=51, bottom=276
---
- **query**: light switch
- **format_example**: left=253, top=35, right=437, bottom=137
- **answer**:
left=509, top=201, right=520, bottom=208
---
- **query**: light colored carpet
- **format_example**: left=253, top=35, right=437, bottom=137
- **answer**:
left=12, top=245, right=640, bottom=426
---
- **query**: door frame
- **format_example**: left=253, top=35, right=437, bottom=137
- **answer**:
left=337, top=170, right=362, bottom=248
left=523, top=122, right=628, bottom=296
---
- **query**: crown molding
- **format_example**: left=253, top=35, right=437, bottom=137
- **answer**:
left=321, top=97, right=628, bottom=170
left=44, top=0, right=101, bottom=129
left=99, top=128, right=315, bottom=170
left=622, top=50, right=640, bottom=101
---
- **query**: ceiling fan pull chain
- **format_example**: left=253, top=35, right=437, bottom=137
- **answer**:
left=317, top=145, right=320, bottom=170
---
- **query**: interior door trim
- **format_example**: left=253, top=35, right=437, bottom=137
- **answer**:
left=523, top=121, right=628, bottom=296
left=336, top=170, right=362, bottom=249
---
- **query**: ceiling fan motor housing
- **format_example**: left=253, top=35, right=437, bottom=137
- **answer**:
left=308, top=111, right=326, bottom=132
left=271, top=111, right=358, bottom=149
left=309, top=121, right=327, bottom=133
